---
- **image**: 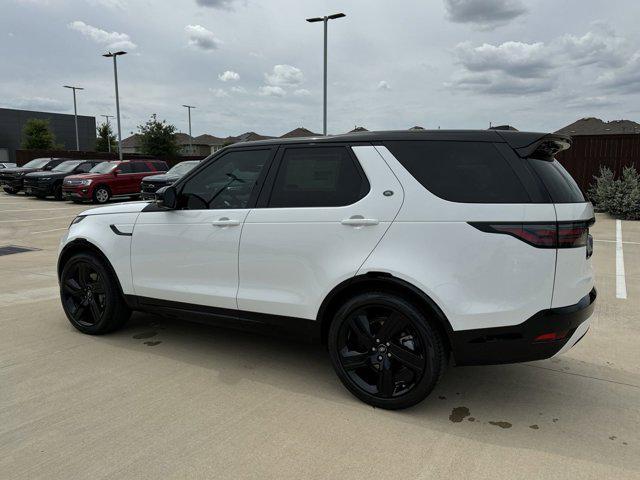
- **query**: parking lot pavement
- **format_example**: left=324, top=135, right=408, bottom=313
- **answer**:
left=1, top=193, right=639, bottom=480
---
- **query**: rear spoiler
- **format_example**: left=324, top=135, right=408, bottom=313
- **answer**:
left=495, top=131, right=572, bottom=160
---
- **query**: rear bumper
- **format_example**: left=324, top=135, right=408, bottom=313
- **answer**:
left=451, top=288, right=596, bottom=366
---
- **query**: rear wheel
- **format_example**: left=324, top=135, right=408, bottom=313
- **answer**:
left=60, top=252, right=131, bottom=334
left=93, top=186, right=110, bottom=204
left=53, top=183, right=63, bottom=200
left=328, top=292, right=447, bottom=410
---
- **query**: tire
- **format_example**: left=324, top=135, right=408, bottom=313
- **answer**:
left=328, top=292, right=447, bottom=410
left=53, top=183, right=63, bottom=200
left=34, top=194, right=46, bottom=199
left=93, top=185, right=110, bottom=204
left=3, top=187, right=17, bottom=194
left=59, top=252, right=131, bottom=335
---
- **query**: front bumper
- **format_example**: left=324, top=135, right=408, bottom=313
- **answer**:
left=63, top=186, right=91, bottom=200
left=451, top=288, right=596, bottom=366
left=1, top=177, right=24, bottom=190
left=24, top=181, right=53, bottom=196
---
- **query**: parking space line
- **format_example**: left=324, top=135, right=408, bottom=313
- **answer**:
left=0, top=206, right=82, bottom=213
left=594, top=239, right=640, bottom=246
left=30, top=227, right=68, bottom=234
left=0, top=215, right=74, bottom=223
left=616, top=220, right=627, bottom=299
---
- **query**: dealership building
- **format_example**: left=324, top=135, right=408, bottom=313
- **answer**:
left=0, top=107, right=96, bottom=162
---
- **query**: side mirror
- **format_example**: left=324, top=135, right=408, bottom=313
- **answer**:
left=113, top=169, right=120, bottom=176
left=156, top=185, right=178, bottom=209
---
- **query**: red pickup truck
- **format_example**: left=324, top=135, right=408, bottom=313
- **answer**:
left=63, top=159, right=168, bottom=203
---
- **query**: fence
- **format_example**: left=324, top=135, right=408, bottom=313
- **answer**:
left=556, top=134, right=640, bottom=192
left=15, top=149, right=206, bottom=168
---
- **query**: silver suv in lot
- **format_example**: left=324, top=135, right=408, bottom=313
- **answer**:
left=57, top=130, right=595, bottom=409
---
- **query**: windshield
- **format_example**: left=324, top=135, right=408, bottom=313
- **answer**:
left=168, top=161, right=199, bottom=176
left=52, top=161, right=82, bottom=173
left=90, top=162, right=117, bottom=174
left=22, top=158, right=51, bottom=169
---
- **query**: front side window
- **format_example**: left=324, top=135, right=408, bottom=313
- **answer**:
left=131, top=162, right=151, bottom=173
left=179, top=149, right=270, bottom=209
left=76, top=162, right=94, bottom=173
left=268, top=147, right=369, bottom=208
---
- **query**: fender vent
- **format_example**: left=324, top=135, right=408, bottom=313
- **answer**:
left=0, top=245, right=41, bottom=256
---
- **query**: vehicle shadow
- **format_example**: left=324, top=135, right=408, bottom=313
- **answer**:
left=104, top=311, right=640, bottom=473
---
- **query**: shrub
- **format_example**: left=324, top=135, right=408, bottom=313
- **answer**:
left=589, top=165, right=640, bottom=220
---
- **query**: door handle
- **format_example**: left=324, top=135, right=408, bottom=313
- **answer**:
left=211, top=217, right=240, bottom=227
left=341, top=216, right=379, bottom=227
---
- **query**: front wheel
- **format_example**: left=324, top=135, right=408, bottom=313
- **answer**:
left=3, top=187, right=17, bottom=194
left=93, top=186, right=110, bottom=204
left=328, top=292, right=447, bottom=410
left=53, top=183, right=63, bottom=200
left=60, top=252, right=131, bottom=334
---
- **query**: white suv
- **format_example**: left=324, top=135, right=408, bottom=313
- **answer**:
left=57, top=130, right=596, bottom=409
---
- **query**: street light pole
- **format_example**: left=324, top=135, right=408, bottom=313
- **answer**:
left=63, top=85, right=84, bottom=150
left=182, top=105, right=195, bottom=154
left=101, top=114, right=115, bottom=153
left=102, top=51, right=127, bottom=161
left=306, top=12, right=345, bottom=136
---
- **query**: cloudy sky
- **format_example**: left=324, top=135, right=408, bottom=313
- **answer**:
left=2, top=0, right=640, bottom=137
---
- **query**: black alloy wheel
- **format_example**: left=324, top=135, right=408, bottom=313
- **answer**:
left=328, top=293, right=447, bottom=409
left=60, top=252, right=130, bottom=334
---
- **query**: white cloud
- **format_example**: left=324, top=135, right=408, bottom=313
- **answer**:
left=7, top=96, right=66, bottom=112
left=209, top=88, right=229, bottom=97
left=185, top=24, right=221, bottom=51
left=597, top=52, right=640, bottom=93
left=377, top=80, right=391, bottom=90
left=444, top=0, right=527, bottom=29
left=265, top=65, right=304, bottom=87
left=196, top=0, right=237, bottom=9
left=68, top=20, right=136, bottom=50
left=218, top=70, right=240, bottom=82
left=86, top=0, right=126, bottom=9
left=258, top=85, right=286, bottom=97
left=230, top=86, right=246, bottom=93
left=454, top=41, right=552, bottom=78
left=559, top=23, right=628, bottom=68
left=293, top=89, right=310, bottom=97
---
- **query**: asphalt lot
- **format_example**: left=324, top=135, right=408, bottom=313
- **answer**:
left=1, top=193, right=639, bottom=479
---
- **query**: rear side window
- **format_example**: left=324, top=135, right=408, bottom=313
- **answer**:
left=527, top=159, right=585, bottom=203
left=385, top=141, right=530, bottom=203
left=131, top=162, right=151, bottom=173
left=268, top=147, right=369, bottom=208
left=117, top=163, right=133, bottom=174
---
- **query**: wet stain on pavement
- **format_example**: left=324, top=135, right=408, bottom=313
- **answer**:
left=552, top=418, right=559, bottom=423
left=133, top=331, right=158, bottom=339
left=609, top=436, right=617, bottom=440
left=489, top=421, right=512, bottom=429
left=529, top=425, right=539, bottom=430
left=144, top=341, right=162, bottom=346
left=449, top=406, right=470, bottom=423
left=468, top=417, right=475, bottom=422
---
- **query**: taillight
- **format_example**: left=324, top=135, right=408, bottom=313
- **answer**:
left=470, top=219, right=595, bottom=252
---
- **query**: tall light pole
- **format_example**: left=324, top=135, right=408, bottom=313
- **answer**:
left=63, top=85, right=84, bottom=150
left=101, top=114, right=115, bottom=153
left=102, top=51, right=127, bottom=160
left=182, top=105, right=195, bottom=154
left=306, top=12, right=345, bottom=136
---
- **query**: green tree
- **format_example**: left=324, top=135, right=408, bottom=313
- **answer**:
left=21, top=118, right=58, bottom=149
left=95, top=122, right=117, bottom=152
left=137, top=114, right=178, bottom=156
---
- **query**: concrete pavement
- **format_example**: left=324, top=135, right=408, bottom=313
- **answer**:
left=1, top=193, right=638, bottom=479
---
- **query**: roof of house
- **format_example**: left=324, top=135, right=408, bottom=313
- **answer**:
left=194, top=134, right=225, bottom=146
left=280, top=127, right=320, bottom=138
left=408, top=126, right=425, bottom=130
left=555, top=117, right=640, bottom=135
left=349, top=126, right=368, bottom=133
left=235, top=131, right=275, bottom=142
left=121, top=134, right=141, bottom=148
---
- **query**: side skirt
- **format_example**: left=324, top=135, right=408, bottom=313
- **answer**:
left=125, top=295, right=322, bottom=343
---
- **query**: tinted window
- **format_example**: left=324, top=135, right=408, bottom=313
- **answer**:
left=131, top=162, right=151, bottom=173
left=180, top=149, right=270, bottom=209
left=385, top=141, right=530, bottom=203
left=76, top=162, right=94, bottom=173
left=528, top=158, right=585, bottom=203
left=268, top=147, right=369, bottom=208
left=152, top=161, right=168, bottom=171
left=117, top=163, right=133, bottom=174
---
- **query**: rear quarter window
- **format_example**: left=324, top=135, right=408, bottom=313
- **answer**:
left=527, top=158, right=585, bottom=203
left=385, top=140, right=531, bottom=203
